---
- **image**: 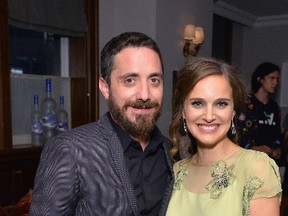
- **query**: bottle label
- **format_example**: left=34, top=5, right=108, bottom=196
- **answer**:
left=31, top=122, right=43, bottom=134
left=57, top=121, right=68, bottom=131
left=42, top=114, right=56, bottom=128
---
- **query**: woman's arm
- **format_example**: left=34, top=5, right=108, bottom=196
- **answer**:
left=249, top=196, right=280, bottom=216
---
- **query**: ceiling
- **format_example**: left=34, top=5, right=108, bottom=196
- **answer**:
left=216, top=0, right=288, bottom=17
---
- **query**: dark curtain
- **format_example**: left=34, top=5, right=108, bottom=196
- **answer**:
left=8, top=0, right=88, bottom=37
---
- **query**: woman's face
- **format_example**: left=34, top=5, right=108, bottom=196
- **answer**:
left=182, top=75, right=235, bottom=148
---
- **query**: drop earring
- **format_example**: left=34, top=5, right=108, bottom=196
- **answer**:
left=183, top=119, right=188, bottom=135
left=231, top=118, right=236, bottom=135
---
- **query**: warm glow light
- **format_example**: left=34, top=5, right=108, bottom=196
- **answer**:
left=193, top=27, right=204, bottom=44
left=183, top=24, right=205, bottom=57
left=184, top=24, right=195, bottom=40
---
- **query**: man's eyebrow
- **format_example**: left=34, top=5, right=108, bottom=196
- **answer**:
left=118, top=72, right=163, bottom=79
left=119, top=73, right=139, bottom=79
left=150, top=72, right=163, bottom=78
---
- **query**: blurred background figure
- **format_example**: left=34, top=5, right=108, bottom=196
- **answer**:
left=238, top=62, right=286, bottom=179
left=283, top=113, right=288, bottom=149
left=282, top=112, right=288, bottom=196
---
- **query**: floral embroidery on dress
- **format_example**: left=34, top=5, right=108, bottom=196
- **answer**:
left=206, top=160, right=235, bottom=199
left=242, top=176, right=263, bottom=216
left=173, top=168, right=188, bottom=190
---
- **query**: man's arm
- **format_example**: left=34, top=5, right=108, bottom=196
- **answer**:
left=29, top=138, right=78, bottom=216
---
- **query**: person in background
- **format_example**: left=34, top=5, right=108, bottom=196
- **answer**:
left=238, top=62, right=285, bottom=167
left=283, top=113, right=288, bottom=151
left=29, top=32, right=174, bottom=216
left=166, top=58, right=281, bottom=216
left=282, top=112, right=288, bottom=196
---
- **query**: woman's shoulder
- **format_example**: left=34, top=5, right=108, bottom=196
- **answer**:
left=238, top=149, right=280, bottom=178
left=240, top=149, right=274, bottom=162
left=173, top=157, right=191, bottom=172
left=238, top=149, right=276, bottom=167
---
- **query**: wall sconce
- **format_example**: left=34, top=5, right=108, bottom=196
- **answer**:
left=183, top=24, right=205, bottom=57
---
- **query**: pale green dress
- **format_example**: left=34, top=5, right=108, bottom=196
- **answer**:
left=166, top=149, right=282, bottom=216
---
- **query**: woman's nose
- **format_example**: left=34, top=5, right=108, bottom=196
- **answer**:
left=203, top=107, right=215, bottom=122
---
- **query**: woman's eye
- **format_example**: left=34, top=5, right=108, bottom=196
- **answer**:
left=217, top=101, right=228, bottom=107
left=191, top=101, right=203, bottom=107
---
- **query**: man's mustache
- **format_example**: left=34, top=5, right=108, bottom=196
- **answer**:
left=125, top=100, right=160, bottom=109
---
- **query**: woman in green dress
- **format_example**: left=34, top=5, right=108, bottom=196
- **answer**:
left=166, top=58, right=282, bottom=216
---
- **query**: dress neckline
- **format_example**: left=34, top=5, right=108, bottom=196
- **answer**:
left=190, top=148, right=243, bottom=167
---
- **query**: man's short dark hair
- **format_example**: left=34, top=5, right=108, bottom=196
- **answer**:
left=100, top=32, right=163, bottom=86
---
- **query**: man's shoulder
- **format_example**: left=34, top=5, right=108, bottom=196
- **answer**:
left=162, top=135, right=173, bottom=144
left=268, top=98, right=280, bottom=109
left=73, top=113, right=112, bottom=131
left=60, top=113, right=115, bottom=144
left=246, top=94, right=256, bottom=104
left=161, top=135, right=173, bottom=150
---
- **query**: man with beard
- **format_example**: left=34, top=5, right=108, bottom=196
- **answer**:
left=29, top=32, right=174, bottom=216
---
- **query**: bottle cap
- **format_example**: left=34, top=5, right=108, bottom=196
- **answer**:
left=46, top=79, right=52, bottom=92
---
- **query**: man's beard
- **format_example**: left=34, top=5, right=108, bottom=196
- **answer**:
left=107, top=94, right=162, bottom=137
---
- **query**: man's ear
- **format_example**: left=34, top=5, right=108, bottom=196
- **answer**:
left=99, top=77, right=110, bottom=100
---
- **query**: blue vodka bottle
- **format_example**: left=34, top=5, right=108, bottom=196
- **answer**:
left=41, top=79, right=57, bottom=144
left=31, top=95, right=43, bottom=146
left=56, top=95, right=68, bottom=135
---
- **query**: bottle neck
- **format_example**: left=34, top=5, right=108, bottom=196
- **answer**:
left=46, top=91, right=52, bottom=98
left=34, top=95, right=39, bottom=111
left=34, top=103, right=39, bottom=111
left=59, top=96, right=65, bottom=109
left=45, top=79, right=52, bottom=98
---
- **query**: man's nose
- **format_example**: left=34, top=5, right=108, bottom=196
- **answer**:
left=137, top=82, right=150, bottom=101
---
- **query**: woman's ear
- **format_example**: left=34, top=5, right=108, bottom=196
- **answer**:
left=182, top=109, right=186, bottom=120
left=99, top=77, right=110, bottom=100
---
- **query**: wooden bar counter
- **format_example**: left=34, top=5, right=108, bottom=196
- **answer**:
left=0, top=146, right=42, bottom=206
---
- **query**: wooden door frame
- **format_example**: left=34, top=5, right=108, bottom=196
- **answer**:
left=0, top=0, right=12, bottom=150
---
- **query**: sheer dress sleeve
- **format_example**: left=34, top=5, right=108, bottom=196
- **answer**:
left=244, top=151, right=282, bottom=203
